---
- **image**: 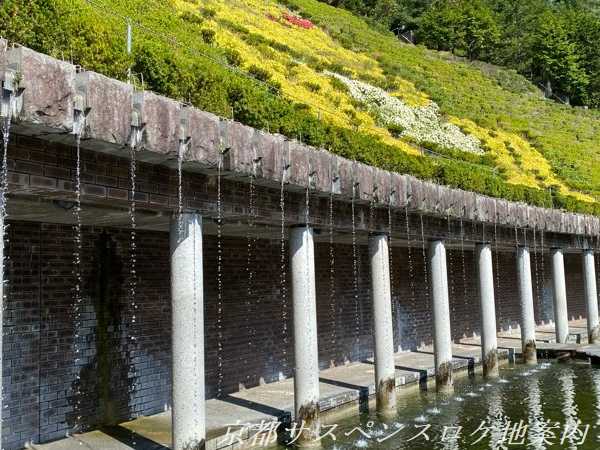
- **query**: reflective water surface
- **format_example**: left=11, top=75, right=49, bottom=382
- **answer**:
left=279, top=362, right=600, bottom=449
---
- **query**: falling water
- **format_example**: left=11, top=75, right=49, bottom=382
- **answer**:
left=493, top=207, right=501, bottom=294
left=388, top=203, right=396, bottom=347
left=533, top=229, right=541, bottom=310
left=446, top=215, right=455, bottom=314
left=216, top=153, right=224, bottom=396
left=0, top=116, right=10, bottom=218
left=279, top=170, right=289, bottom=376
left=71, top=131, right=84, bottom=436
left=419, top=215, right=429, bottom=301
left=245, top=174, right=256, bottom=385
left=351, top=184, right=360, bottom=353
left=540, top=230, right=546, bottom=315
left=460, top=218, right=468, bottom=314
left=127, top=146, right=139, bottom=433
left=404, top=207, right=416, bottom=301
left=176, top=142, right=184, bottom=236
left=0, top=115, right=10, bottom=435
left=329, top=191, right=337, bottom=362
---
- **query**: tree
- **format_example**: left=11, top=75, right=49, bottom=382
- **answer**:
left=418, top=0, right=499, bottom=60
left=529, top=12, right=589, bottom=104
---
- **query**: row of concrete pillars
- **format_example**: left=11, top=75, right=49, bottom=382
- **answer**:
left=169, top=213, right=599, bottom=449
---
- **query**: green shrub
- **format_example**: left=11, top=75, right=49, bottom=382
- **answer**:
left=200, top=28, right=216, bottom=45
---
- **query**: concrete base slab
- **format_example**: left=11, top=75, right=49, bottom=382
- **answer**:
left=22, top=342, right=521, bottom=450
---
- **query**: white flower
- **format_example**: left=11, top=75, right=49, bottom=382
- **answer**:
left=328, top=72, right=483, bottom=154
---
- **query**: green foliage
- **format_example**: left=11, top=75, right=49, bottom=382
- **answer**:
left=419, top=0, right=500, bottom=60
left=0, top=0, right=598, bottom=216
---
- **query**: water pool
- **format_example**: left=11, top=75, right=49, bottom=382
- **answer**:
left=274, top=361, right=600, bottom=449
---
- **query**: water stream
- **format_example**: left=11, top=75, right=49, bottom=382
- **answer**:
left=329, top=191, right=337, bottom=363
left=405, top=207, right=416, bottom=345
left=216, top=152, right=224, bottom=396
left=419, top=215, right=429, bottom=302
left=351, top=184, right=360, bottom=354
left=127, top=146, right=139, bottom=440
left=279, top=169, right=289, bottom=377
left=71, top=132, right=84, bottom=436
left=0, top=116, right=10, bottom=433
left=245, top=174, right=256, bottom=386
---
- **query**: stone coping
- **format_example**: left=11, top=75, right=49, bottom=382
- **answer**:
left=1, top=41, right=599, bottom=239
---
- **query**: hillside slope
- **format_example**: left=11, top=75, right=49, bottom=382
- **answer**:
left=1, top=0, right=599, bottom=215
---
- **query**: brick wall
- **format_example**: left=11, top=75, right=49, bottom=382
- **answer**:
left=0, top=135, right=594, bottom=449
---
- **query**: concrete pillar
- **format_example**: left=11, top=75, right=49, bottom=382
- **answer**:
left=476, top=243, right=498, bottom=377
left=289, top=226, right=320, bottom=446
left=429, top=240, right=453, bottom=391
left=368, top=233, right=396, bottom=416
left=551, top=248, right=569, bottom=343
left=170, top=213, right=205, bottom=450
left=583, top=249, right=600, bottom=344
left=516, top=246, right=537, bottom=364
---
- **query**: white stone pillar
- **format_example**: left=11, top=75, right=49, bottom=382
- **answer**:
left=368, top=233, right=396, bottom=415
left=476, top=243, right=498, bottom=377
left=429, top=239, right=453, bottom=391
left=517, top=246, right=537, bottom=364
left=290, top=226, right=320, bottom=445
left=551, top=248, right=569, bottom=343
left=170, top=213, right=205, bottom=450
left=583, top=249, right=600, bottom=344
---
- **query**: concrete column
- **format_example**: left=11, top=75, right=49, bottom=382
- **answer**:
left=583, top=249, right=600, bottom=344
left=516, top=246, right=537, bottom=364
left=170, top=213, right=205, bottom=450
left=476, top=243, right=498, bottom=377
left=368, top=233, right=396, bottom=416
left=429, top=240, right=453, bottom=391
left=551, top=248, right=569, bottom=344
left=289, top=226, right=320, bottom=446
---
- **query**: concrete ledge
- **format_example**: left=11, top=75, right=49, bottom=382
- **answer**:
left=2, top=43, right=599, bottom=237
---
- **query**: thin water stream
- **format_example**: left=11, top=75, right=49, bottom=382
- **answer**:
left=71, top=132, right=84, bottom=436
left=0, top=116, right=9, bottom=436
left=351, top=184, right=360, bottom=354
left=279, top=168, right=289, bottom=377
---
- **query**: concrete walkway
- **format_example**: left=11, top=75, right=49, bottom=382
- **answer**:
left=31, top=319, right=589, bottom=450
